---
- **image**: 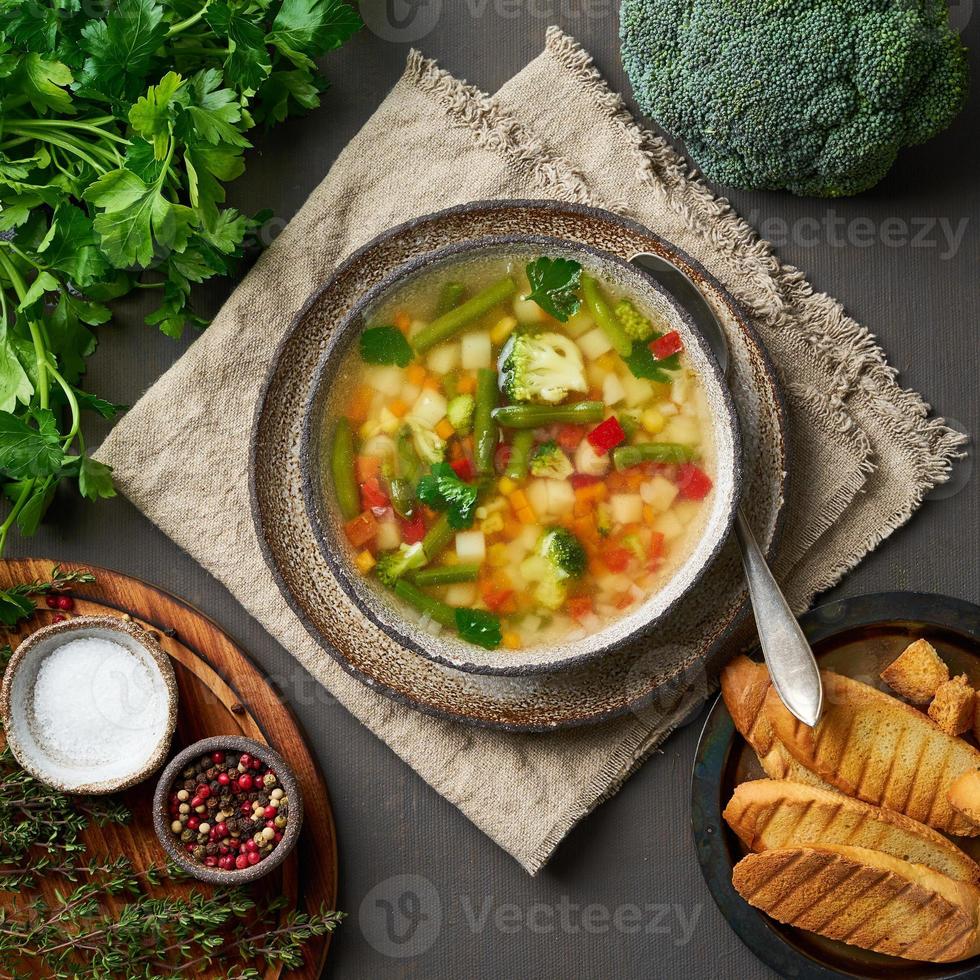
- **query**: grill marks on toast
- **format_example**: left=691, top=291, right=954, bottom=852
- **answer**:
left=732, top=846, right=980, bottom=962
left=764, top=673, right=980, bottom=836
left=724, top=780, right=980, bottom=884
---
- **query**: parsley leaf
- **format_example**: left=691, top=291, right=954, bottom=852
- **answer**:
left=268, top=0, right=363, bottom=69
left=360, top=326, right=413, bottom=367
left=78, top=456, right=116, bottom=500
left=525, top=257, right=582, bottom=322
left=0, top=323, right=33, bottom=414
left=0, top=409, right=64, bottom=479
left=455, top=608, right=502, bottom=649
left=416, top=462, right=479, bottom=529
left=624, top=333, right=681, bottom=382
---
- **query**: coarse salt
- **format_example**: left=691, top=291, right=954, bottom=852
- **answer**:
left=31, top=637, right=168, bottom=768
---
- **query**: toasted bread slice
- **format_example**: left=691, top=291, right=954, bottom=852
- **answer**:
left=724, top=779, right=980, bottom=884
left=949, top=770, right=980, bottom=825
left=766, top=671, right=980, bottom=836
left=881, top=639, right=949, bottom=704
left=732, top=844, right=980, bottom=962
left=720, top=656, right=833, bottom=789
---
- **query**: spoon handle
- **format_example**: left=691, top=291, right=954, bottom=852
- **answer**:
left=734, top=507, right=823, bottom=726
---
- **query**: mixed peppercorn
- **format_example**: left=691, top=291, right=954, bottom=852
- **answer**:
left=165, top=749, right=289, bottom=872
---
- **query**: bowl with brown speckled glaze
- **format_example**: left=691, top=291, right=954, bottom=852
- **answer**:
left=300, top=237, right=743, bottom=675
left=152, top=736, right=303, bottom=885
left=250, top=200, right=788, bottom=729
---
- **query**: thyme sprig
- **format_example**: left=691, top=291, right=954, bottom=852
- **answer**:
left=0, top=563, right=96, bottom=627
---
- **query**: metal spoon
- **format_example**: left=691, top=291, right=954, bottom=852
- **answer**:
left=630, top=252, right=823, bottom=727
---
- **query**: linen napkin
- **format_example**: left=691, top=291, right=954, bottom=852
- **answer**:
left=96, top=29, right=965, bottom=873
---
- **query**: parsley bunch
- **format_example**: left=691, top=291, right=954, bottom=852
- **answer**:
left=0, top=0, right=361, bottom=552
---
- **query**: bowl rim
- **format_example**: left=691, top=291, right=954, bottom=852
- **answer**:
left=151, top=735, right=304, bottom=885
left=299, top=233, right=743, bottom=675
left=0, top=615, right=179, bottom=794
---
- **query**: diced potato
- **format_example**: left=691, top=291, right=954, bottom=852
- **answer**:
left=519, top=525, right=539, bottom=549
left=461, top=331, right=492, bottom=370
left=609, top=493, right=643, bottom=525
left=513, top=295, right=546, bottom=324
left=376, top=520, right=401, bottom=551
left=578, top=327, right=613, bottom=360
left=426, top=342, right=459, bottom=374
left=455, top=530, right=486, bottom=563
left=621, top=373, right=655, bottom=407
left=546, top=479, right=574, bottom=516
left=408, top=319, right=427, bottom=339
left=401, top=383, right=421, bottom=405
left=603, top=372, right=626, bottom=406
left=411, top=389, right=448, bottom=427
left=360, top=434, right=396, bottom=460
left=653, top=510, right=685, bottom=541
left=526, top=479, right=551, bottom=518
left=574, top=439, right=610, bottom=476
left=586, top=359, right=607, bottom=390
left=365, top=365, right=402, bottom=395
left=672, top=371, right=690, bottom=405
left=663, top=415, right=700, bottom=445
left=564, top=310, right=594, bottom=338
left=658, top=399, right=679, bottom=417
left=444, top=583, right=478, bottom=606
left=641, top=475, right=679, bottom=513
left=673, top=500, right=703, bottom=526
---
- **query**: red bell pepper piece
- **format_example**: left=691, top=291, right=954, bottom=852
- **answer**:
left=586, top=417, right=626, bottom=455
left=359, top=475, right=388, bottom=511
left=650, top=331, right=683, bottom=360
left=676, top=464, right=713, bottom=500
left=602, top=545, right=631, bottom=573
left=569, top=473, right=601, bottom=490
left=568, top=596, right=593, bottom=621
left=450, top=458, right=475, bottom=481
left=399, top=511, right=426, bottom=545
left=344, top=511, right=378, bottom=548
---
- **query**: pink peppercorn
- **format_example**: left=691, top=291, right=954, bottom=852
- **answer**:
left=57, top=595, right=73, bottom=611
left=237, top=774, right=253, bottom=792
left=218, top=772, right=230, bottom=786
left=247, top=851, right=261, bottom=866
left=211, top=751, right=225, bottom=764
left=235, top=854, right=248, bottom=870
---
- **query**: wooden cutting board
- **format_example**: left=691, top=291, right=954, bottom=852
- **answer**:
left=0, top=558, right=339, bottom=979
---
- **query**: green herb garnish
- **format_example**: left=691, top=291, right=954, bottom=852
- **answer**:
left=0, top=564, right=95, bottom=627
left=359, top=325, right=414, bottom=366
left=455, top=607, right=502, bottom=649
left=624, top=333, right=681, bottom=382
left=525, top=257, right=582, bottom=322
left=416, top=462, right=479, bottom=529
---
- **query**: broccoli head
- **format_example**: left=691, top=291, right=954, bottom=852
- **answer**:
left=521, top=526, right=587, bottom=609
left=498, top=331, right=588, bottom=404
left=375, top=542, right=426, bottom=588
left=613, top=299, right=652, bottom=342
left=406, top=416, right=445, bottom=464
left=446, top=393, right=475, bottom=434
left=529, top=440, right=573, bottom=480
left=620, top=0, right=969, bottom=197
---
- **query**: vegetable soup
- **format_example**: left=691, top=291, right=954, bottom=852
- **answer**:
left=324, top=251, right=716, bottom=652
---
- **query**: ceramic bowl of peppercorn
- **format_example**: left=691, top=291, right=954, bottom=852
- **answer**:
left=152, top=735, right=303, bottom=883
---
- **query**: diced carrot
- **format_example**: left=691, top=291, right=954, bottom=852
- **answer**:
left=456, top=372, right=477, bottom=395
left=625, top=470, right=644, bottom=491
left=573, top=515, right=595, bottom=541
left=388, top=397, right=408, bottom=418
left=423, top=375, right=441, bottom=391
left=615, top=593, right=634, bottom=610
left=643, top=505, right=656, bottom=524
left=602, top=545, right=631, bottom=573
left=501, top=518, right=522, bottom=540
left=502, top=631, right=522, bottom=650
left=435, top=418, right=454, bottom=440
left=516, top=507, right=536, bottom=525
left=345, top=511, right=378, bottom=548
left=355, top=455, right=381, bottom=482
left=574, top=482, right=607, bottom=503
left=346, top=385, right=373, bottom=424
left=394, top=311, right=411, bottom=333
left=355, top=550, right=376, bottom=574
left=406, top=364, right=427, bottom=386
left=568, top=596, right=592, bottom=621
left=648, top=531, right=665, bottom=561
left=573, top=499, right=591, bottom=518
left=509, top=488, right=529, bottom=511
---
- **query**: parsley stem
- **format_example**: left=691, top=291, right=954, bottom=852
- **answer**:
left=0, top=481, right=33, bottom=556
left=7, top=119, right=129, bottom=145
left=166, top=1, right=211, bottom=36
left=45, top=358, right=80, bottom=448
left=4, top=129, right=109, bottom=174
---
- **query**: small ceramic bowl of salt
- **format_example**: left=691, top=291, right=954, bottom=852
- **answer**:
left=0, top=616, right=178, bottom=794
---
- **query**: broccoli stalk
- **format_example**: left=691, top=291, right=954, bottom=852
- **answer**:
left=498, top=331, right=588, bottom=405
left=620, top=0, right=969, bottom=197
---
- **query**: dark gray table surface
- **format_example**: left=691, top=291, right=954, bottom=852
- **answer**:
left=10, top=5, right=979, bottom=978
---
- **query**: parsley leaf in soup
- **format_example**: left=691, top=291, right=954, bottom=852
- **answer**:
left=525, top=257, right=583, bottom=322
left=624, top=333, right=680, bottom=382
left=455, top=607, right=502, bottom=649
left=416, top=462, right=479, bottom=529
left=360, top=326, right=413, bottom=367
